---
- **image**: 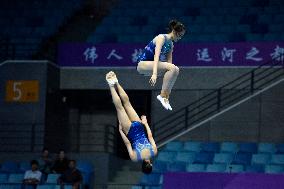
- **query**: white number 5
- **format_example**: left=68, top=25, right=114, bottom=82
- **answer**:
left=13, top=82, right=22, bottom=101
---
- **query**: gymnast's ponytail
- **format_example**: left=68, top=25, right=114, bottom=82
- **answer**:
left=168, top=19, right=186, bottom=33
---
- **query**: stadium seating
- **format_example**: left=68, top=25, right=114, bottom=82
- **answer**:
left=0, top=174, right=8, bottom=184
left=176, top=152, right=195, bottom=163
left=258, top=143, right=277, bottom=154
left=164, top=141, right=183, bottom=151
left=206, top=164, right=227, bottom=173
left=46, top=174, right=61, bottom=184
left=151, top=141, right=284, bottom=176
left=220, top=142, right=239, bottom=153
left=200, top=142, right=220, bottom=153
left=0, top=160, right=93, bottom=189
left=251, top=153, right=271, bottom=165
left=18, top=161, right=30, bottom=173
left=140, top=173, right=162, bottom=185
left=87, top=0, right=283, bottom=43
left=270, top=154, right=284, bottom=165
left=213, top=153, right=233, bottom=164
left=156, top=151, right=176, bottom=162
left=152, top=161, right=168, bottom=173
left=0, top=161, right=18, bottom=173
left=225, top=164, right=244, bottom=173
left=193, top=152, right=214, bottom=164
left=238, top=142, right=257, bottom=154
left=245, top=164, right=265, bottom=173
left=276, top=143, right=284, bottom=154
left=7, top=174, right=24, bottom=184
left=167, top=162, right=186, bottom=172
left=186, top=164, right=206, bottom=172
left=183, top=141, right=201, bottom=152
left=0, top=0, right=83, bottom=59
left=0, top=185, right=21, bottom=189
left=231, top=153, right=252, bottom=165
left=265, top=165, right=284, bottom=174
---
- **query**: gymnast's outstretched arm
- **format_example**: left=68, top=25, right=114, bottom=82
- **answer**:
left=119, top=122, right=136, bottom=161
left=141, top=115, right=158, bottom=155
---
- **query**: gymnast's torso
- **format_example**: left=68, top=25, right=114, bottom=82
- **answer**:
left=137, top=34, right=173, bottom=63
left=126, top=121, right=155, bottom=161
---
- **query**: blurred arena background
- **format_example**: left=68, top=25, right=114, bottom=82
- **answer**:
left=0, top=0, right=284, bottom=188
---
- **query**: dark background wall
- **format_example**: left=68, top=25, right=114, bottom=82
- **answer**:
left=177, top=80, right=284, bottom=143
left=0, top=61, right=49, bottom=152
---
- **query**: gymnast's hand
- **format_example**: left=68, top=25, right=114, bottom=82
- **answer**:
left=149, top=74, right=157, bottom=86
left=141, top=115, right=148, bottom=125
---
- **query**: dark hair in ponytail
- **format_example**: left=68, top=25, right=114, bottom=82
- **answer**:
left=142, top=160, right=152, bottom=174
left=168, top=19, right=185, bottom=33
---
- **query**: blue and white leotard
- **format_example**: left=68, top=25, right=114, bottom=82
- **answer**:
left=127, top=121, right=155, bottom=161
left=137, top=34, right=173, bottom=63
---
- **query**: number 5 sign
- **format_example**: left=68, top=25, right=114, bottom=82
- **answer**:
left=5, top=80, right=39, bottom=102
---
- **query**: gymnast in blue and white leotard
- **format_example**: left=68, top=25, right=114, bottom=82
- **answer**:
left=136, top=19, right=186, bottom=111
left=127, top=121, right=155, bottom=161
left=137, top=34, right=173, bottom=63
left=106, top=71, right=157, bottom=174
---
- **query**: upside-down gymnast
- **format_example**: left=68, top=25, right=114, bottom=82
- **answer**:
left=106, top=71, right=157, bottom=174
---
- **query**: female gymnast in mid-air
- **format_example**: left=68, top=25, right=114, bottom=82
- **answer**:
left=136, top=19, right=186, bottom=111
left=106, top=71, right=157, bottom=174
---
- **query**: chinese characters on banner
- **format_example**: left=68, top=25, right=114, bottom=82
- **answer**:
left=58, top=42, right=284, bottom=67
